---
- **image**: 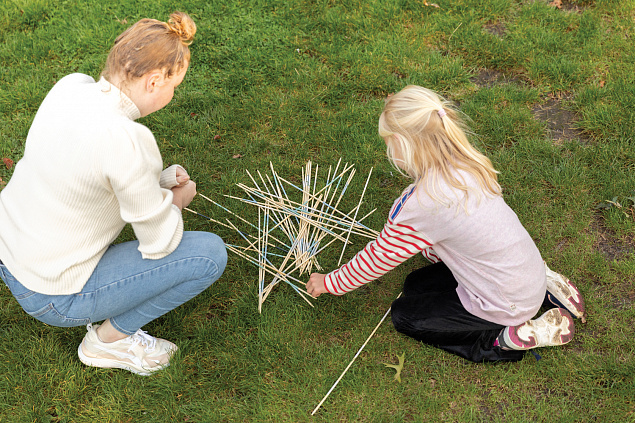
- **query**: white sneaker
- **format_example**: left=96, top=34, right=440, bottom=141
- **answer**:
left=502, top=308, right=575, bottom=350
left=78, top=323, right=178, bottom=376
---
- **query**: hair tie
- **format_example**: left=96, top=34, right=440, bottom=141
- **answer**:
left=437, top=108, right=447, bottom=119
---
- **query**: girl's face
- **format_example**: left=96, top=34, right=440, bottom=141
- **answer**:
left=146, top=62, right=189, bottom=115
left=385, top=135, right=406, bottom=170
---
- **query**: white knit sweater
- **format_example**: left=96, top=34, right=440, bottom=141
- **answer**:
left=0, top=74, right=184, bottom=295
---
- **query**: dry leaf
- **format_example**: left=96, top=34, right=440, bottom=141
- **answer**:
left=383, top=352, right=405, bottom=383
left=232, top=154, right=244, bottom=159
left=2, top=158, right=13, bottom=169
left=599, top=80, right=606, bottom=88
left=549, top=0, right=563, bottom=8
left=213, top=135, right=221, bottom=141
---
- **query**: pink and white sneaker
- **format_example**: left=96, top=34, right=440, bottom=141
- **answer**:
left=545, top=263, right=586, bottom=323
left=502, top=308, right=575, bottom=350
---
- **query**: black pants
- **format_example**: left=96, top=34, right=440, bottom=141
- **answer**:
left=391, top=262, right=525, bottom=363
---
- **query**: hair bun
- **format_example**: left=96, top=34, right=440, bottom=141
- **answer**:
left=167, top=11, right=196, bottom=44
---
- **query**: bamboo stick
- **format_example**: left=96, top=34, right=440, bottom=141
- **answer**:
left=310, top=292, right=402, bottom=415
left=337, top=168, right=373, bottom=266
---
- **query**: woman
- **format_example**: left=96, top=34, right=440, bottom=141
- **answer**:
left=0, top=12, right=227, bottom=375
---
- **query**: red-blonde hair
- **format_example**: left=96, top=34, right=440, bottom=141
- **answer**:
left=102, top=11, right=196, bottom=82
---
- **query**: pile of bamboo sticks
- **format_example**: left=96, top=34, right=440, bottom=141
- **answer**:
left=186, top=160, right=377, bottom=312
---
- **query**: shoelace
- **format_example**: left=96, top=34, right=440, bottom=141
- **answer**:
left=126, top=329, right=157, bottom=353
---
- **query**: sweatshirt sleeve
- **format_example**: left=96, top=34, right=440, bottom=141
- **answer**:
left=159, top=164, right=186, bottom=189
left=103, top=124, right=183, bottom=259
left=324, top=220, right=433, bottom=295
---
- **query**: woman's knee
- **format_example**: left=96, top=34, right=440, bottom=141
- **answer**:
left=193, top=231, right=228, bottom=280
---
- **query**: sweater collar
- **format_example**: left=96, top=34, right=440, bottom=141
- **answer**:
left=98, top=77, right=141, bottom=121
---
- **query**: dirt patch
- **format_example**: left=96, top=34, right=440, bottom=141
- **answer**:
left=533, top=0, right=589, bottom=12
left=470, top=69, right=521, bottom=88
left=484, top=22, right=506, bottom=38
left=531, top=95, right=588, bottom=145
left=555, top=0, right=589, bottom=13
left=609, top=290, right=635, bottom=310
left=591, top=215, right=635, bottom=262
left=561, top=3, right=586, bottom=12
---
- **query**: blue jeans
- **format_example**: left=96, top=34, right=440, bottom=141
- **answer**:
left=0, top=231, right=227, bottom=335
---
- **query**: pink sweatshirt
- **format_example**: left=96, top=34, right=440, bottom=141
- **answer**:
left=324, top=170, right=546, bottom=326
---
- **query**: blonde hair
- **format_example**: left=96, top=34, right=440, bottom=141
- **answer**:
left=101, top=11, right=196, bottom=82
left=378, top=85, right=501, bottom=208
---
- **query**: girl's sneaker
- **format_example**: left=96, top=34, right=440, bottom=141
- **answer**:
left=544, top=263, right=586, bottom=323
left=501, top=308, right=575, bottom=350
left=78, top=323, right=177, bottom=376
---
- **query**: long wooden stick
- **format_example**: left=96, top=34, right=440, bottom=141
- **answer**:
left=192, top=161, right=377, bottom=310
left=337, top=168, right=373, bottom=266
left=311, top=292, right=402, bottom=415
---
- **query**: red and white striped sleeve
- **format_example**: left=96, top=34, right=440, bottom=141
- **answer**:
left=323, top=221, right=433, bottom=295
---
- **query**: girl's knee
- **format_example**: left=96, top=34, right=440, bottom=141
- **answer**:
left=390, top=298, right=410, bottom=333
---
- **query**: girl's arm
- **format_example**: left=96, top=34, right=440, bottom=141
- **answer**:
left=308, top=221, right=433, bottom=297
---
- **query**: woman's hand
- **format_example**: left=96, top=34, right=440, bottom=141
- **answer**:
left=175, top=166, right=191, bottom=187
left=307, top=273, right=329, bottom=298
left=172, top=179, right=196, bottom=210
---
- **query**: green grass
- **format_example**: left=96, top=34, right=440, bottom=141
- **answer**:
left=1, top=0, right=634, bottom=421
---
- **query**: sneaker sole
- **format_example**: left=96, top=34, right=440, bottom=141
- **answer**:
left=546, top=268, right=586, bottom=322
left=505, top=308, right=575, bottom=350
left=77, top=343, right=163, bottom=376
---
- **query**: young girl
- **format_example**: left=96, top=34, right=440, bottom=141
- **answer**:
left=0, top=12, right=227, bottom=375
left=307, top=85, right=585, bottom=363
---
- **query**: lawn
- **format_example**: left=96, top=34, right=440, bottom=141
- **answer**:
left=1, top=0, right=634, bottom=421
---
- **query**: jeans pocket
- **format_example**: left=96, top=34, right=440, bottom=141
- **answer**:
left=22, top=302, right=91, bottom=328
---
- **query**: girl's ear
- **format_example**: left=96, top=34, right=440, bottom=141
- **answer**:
left=145, top=71, right=163, bottom=93
left=392, top=133, right=405, bottom=145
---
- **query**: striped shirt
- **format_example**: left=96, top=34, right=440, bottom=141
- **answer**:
left=324, top=172, right=547, bottom=326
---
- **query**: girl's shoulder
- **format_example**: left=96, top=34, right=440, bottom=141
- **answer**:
left=388, top=183, right=418, bottom=222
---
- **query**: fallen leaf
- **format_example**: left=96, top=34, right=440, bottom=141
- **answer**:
left=232, top=154, right=244, bottom=159
left=599, top=80, right=605, bottom=88
left=594, top=202, right=611, bottom=210
left=549, top=0, right=563, bottom=8
left=213, top=135, right=221, bottom=141
left=2, top=158, right=13, bottom=169
left=383, top=352, right=405, bottom=382
left=190, top=112, right=197, bottom=117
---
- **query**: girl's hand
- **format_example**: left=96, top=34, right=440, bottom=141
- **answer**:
left=307, top=273, right=329, bottom=298
left=172, top=179, right=196, bottom=210
left=175, top=166, right=191, bottom=187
